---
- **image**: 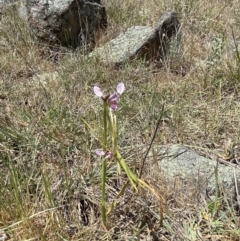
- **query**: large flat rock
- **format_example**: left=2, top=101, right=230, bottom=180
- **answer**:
left=90, top=26, right=155, bottom=64
left=89, top=11, right=180, bottom=65
left=150, top=144, right=240, bottom=202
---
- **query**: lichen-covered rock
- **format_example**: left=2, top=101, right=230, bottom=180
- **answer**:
left=0, top=1, right=26, bottom=21
left=150, top=144, right=240, bottom=203
left=26, top=0, right=107, bottom=48
left=89, top=11, right=180, bottom=65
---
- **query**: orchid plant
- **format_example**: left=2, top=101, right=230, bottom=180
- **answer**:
left=85, top=82, right=163, bottom=228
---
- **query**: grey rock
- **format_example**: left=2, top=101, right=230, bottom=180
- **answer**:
left=150, top=144, right=240, bottom=201
left=89, top=11, right=180, bottom=65
left=0, top=1, right=28, bottom=23
left=0, top=0, right=17, bottom=3
left=26, top=0, right=107, bottom=48
left=16, top=1, right=27, bottom=20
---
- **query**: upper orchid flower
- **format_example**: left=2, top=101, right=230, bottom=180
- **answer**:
left=95, top=149, right=112, bottom=159
left=94, top=83, right=125, bottom=111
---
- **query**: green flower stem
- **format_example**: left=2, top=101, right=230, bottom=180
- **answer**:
left=109, top=111, right=121, bottom=174
left=103, top=102, right=108, bottom=151
left=101, top=102, right=108, bottom=227
left=101, top=158, right=107, bottom=226
left=112, top=113, right=117, bottom=154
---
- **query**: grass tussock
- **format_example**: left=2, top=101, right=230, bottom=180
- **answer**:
left=0, top=0, right=240, bottom=240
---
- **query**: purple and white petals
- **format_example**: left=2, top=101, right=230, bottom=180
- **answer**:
left=104, top=151, right=112, bottom=159
left=116, top=83, right=125, bottom=95
left=93, top=86, right=103, bottom=98
left=107, top=93, right=119, bottom=111
left=93, top=82, right=125, bottom=111
left=95, top=149, right=105, bottom=157
left=95, top=149, right=112, bottom=159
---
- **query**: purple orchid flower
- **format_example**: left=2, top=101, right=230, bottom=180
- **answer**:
left=116, top=82, right=125, bottom=95
left=93, top=83, right=125, bottom=111
left=95, top=149, right=112, bottom=159
left=93, top=86, right=103, bottom=98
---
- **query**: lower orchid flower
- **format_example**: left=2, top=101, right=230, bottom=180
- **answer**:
left=95, top=149, right=113, bottom=159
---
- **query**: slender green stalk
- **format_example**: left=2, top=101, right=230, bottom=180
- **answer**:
left=101, top=158, right=107, bottom=226
left=109, top=111, right=121, bottom=174
left=212, top=159, right=219, bottom=218
left=101, top=102, right=108, bottom=227
left=112, top=113, right=117, bottom=154
left=103, top=102, right=108, bottom=151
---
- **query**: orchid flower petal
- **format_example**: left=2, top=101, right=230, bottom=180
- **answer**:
left=105, top=151, right=112, bottom=159
left=95, top=149, right=105, bottom=156
left=117, top=83, right=125, bottom=95
left=107, top=93, right=119, bottom=103
left=95, top=149, right=112, bottom=159
left=107, top=93, right=119, bottom=111
left=110, top=104, right=118, bottom=111
left=93, top=86, right=103, bottom=98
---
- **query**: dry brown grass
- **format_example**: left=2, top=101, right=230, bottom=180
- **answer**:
left=0, top=0, right=240, bottom=240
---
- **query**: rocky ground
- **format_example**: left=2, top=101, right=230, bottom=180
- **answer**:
left=0, top=0, right=240, bottom=240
